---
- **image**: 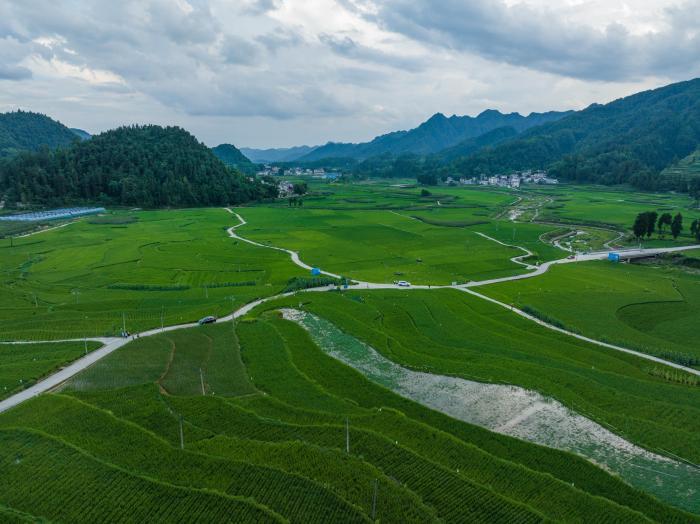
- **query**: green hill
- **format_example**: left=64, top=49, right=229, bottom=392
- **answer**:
left=212, top=143, right=256, bottom=173
left=453, top=78, right=700, bottom=190
left=0, top=125, right=276, bottom=207
left=0, top=111, right=78, bottom=157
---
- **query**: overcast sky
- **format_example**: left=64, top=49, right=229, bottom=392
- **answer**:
left=1, top=0, right=699, bottom=148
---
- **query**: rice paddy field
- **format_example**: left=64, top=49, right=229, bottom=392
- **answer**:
left=0, top=208, right=304, bottom=341
left=480, top=258, right=700, bottom=362
left=2, top=180, right=700, bottom=522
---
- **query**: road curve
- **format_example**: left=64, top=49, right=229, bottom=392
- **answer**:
left=1, top=208, right=698, bottom=414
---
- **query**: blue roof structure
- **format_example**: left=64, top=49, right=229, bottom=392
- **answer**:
left=0, top=207, right=105, bottom=222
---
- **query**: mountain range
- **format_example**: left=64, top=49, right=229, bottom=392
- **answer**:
left=2, top=76, right=700, bottom=195
left=454, top=77, right=700, bottom=190
left=240, top=145, right=318, bottom=163
left=297, top=109, right=572, bottom=162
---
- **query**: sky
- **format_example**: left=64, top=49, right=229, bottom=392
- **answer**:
left=1, top=0, right=699, bottom=148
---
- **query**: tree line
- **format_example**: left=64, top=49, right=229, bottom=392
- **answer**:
left=632, top=211, right=700, bottom=242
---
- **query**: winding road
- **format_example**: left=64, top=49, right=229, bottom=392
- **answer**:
left=1, top=208, right=699, bottom=414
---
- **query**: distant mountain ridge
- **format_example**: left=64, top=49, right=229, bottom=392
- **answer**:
left=0, top=111, right=78, bottom=157
left=240, top=145, right=319, bottom=163
left=454, top=77, right=700, bottom=190
left=298, top=109, right=572, bottom=162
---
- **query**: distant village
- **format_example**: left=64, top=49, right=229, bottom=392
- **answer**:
left=259, top=164, right=558, bottom=196
left=450, top=170, right=559, bottom=188
left=257, top=165, right=341, bottom=180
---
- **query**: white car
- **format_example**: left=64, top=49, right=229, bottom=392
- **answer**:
left=396, top=280, right=411, bottom=287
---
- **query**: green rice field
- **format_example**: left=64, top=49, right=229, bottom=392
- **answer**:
left=2, top=181, right=700, bottom=522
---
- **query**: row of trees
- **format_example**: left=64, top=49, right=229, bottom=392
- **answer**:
left=632, top=211, right=687, bottom=240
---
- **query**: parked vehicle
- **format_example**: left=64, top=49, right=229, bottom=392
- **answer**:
left=198, top=315, right=217, bottom=325
left=396, top=280, right=411, bottom=287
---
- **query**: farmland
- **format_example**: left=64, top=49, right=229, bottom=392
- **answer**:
left=1, top=181, right=700, bottom=521
left=2, top=314, right=697, bottom=522
left=0, top=208, right=303, bottom=341
left=0, top=341, right=100, bottom=400
left=480, top=258, right=700, bottom=362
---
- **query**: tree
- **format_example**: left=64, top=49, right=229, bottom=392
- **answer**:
left=657, top=213, right=672, bottom=237
left=645, top=211, right=658, bottom=238
left=632, top=213, right=647, bottom=240
left=292, top=182, right=308, bottom=195
left=417, top=172, right=438, bottom=186
left=691, top=218, right=699, bottom=237
left=671, top=213, right=683, bottom=239
left=420, top=189, right=432, bottom=197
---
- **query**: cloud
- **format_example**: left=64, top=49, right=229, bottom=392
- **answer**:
left=0, top=64, right=32, bottom=80
left=220, top=35, right=262, bottom=65
left=319, top=33, right=426, bottom=71
left=240, top=0, right=283, bottom=15
left=368, top=0, right=700, bottom=81
left=255, top=26, right=304, bottom=52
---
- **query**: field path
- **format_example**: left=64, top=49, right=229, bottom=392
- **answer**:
left=474, top=232, right=536, bottom=269
left=2, top=208, right=699, bottom=414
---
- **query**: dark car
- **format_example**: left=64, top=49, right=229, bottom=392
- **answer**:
left=198, top=315, right=217, bottom=325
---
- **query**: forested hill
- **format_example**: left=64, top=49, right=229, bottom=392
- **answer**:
left=211, top=143, right=256, bottom=173
left=0, top=111, right=78, bottom=157
left=299, top=109, right=572, bottom=162
left=454, top=78, right=700, bottom=190
left=0, top=125, right=277, bottom=208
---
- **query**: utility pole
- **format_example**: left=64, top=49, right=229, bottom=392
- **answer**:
left=179, top=415, right=184, bottom=449
left=199, top=368, right=205, bottom=396
left=204, top=286, right=208, bottom=299
left=122, top=312, right=126, bottom=336
left=161, top=306, right=164, bottom=330
left=371, top=479, right=378, bottom=520
left=345, top=417, right=350, bottom=454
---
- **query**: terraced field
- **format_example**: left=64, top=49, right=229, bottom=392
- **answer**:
left=2, top=316, right=696, bottom=522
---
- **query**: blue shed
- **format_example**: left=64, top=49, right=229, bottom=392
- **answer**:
left=608, top=252, right=620, bottom=262
left=311, top=267, right=322, bottom=276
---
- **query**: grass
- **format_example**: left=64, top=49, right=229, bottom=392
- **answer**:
left=0, top=341, right=101, bottom=400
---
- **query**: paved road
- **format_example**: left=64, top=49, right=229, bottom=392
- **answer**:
left=1, top=209, right=698, bottom=414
